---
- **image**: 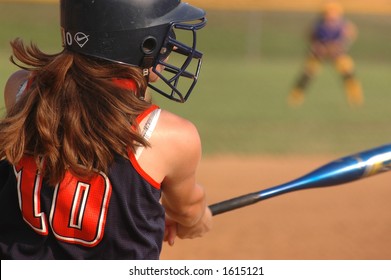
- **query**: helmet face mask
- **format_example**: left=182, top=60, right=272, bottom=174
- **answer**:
left=60, top=0, right=207, bottom=102
left=149, top=19, right=206, bottom=102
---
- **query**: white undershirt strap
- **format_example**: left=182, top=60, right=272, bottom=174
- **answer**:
left=134, top=108, right=161, bottom=160
left=16, top=80, right=28, bottom=102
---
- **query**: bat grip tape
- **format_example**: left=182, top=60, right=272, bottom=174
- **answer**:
left=209, top=192, right=260, bottom=216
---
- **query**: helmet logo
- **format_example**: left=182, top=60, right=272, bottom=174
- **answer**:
left=74, top=32, right=90, bottom=48
left=63, top=30, right=90, bottom=49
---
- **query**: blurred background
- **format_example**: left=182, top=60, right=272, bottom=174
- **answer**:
left=1, top=0, right=390, bottom=156
left=1, top=0, right=391, bottom=260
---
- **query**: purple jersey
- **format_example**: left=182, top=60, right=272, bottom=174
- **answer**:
left=313, top=19, right=346, bottom=43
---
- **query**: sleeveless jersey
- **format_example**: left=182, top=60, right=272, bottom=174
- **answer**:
left=0, top=105, right=165, bottom=259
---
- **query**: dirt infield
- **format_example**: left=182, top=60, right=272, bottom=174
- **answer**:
left=160, top=155, right=391, bottom=260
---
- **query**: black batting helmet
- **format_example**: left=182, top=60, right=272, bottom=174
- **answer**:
left=60, top=0, right=207, bottom=102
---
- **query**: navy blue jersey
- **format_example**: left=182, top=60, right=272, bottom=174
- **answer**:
left=0, top=106, right=165, bottom=259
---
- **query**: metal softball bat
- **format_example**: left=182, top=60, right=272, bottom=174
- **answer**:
left=209, top=143, right=391, bottom=216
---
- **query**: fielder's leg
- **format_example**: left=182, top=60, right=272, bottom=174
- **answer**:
left=335, top=54, right=364, bottom=107
left=288, top=55, right=321, bottom=107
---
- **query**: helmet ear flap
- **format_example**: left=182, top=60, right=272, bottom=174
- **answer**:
left=140, top=37, right=158, bottom=69
left=141, top=37, right=158, bottom=56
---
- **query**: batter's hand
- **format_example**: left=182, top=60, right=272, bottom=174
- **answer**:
left=164, top=208, right=212, bottom=246
left=164, top=216, right=177, bottom=246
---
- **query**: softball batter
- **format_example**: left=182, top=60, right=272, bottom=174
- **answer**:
left=0, top=0, right=212, bottom=259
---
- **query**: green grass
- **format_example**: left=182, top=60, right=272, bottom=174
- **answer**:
left=1, top=3, right=391, bottom=155
left=154, top=57, right=391, bottom=155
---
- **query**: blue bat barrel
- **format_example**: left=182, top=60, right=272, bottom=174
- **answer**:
left=210, top=143, right=391, bottom=216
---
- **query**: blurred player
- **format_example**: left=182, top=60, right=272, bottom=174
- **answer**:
left=288, top=1, right=363, bottom=107
left=0, top=0, right=212, bottom=259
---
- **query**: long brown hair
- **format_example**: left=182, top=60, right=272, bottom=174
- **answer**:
left=0, top=38, right=151, bottom=185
